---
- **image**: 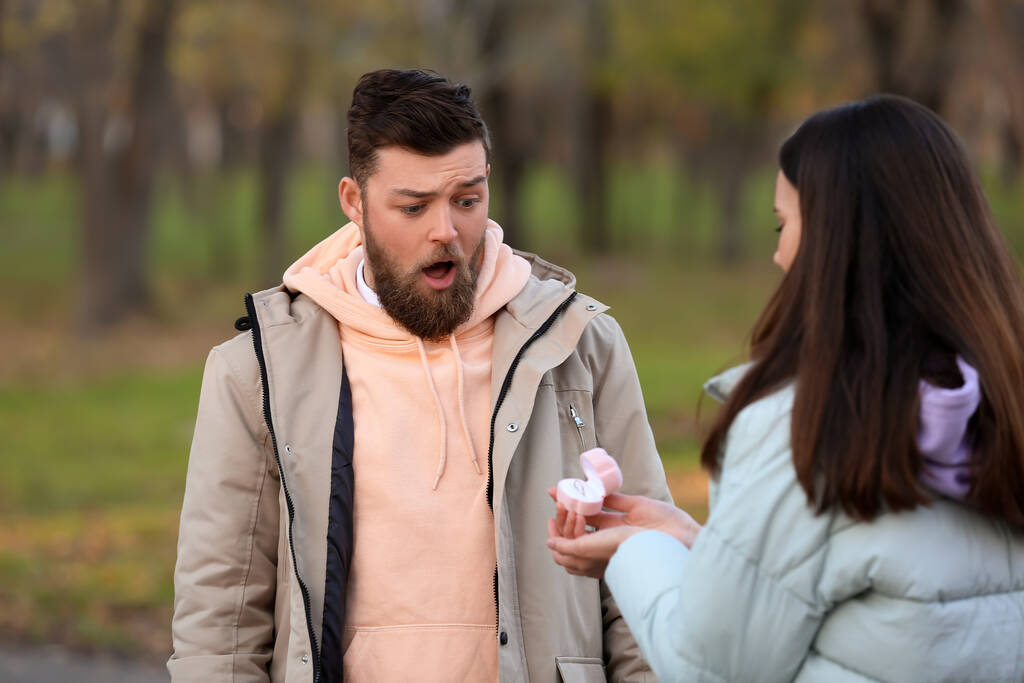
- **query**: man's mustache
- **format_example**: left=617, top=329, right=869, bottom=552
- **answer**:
left=416, top=244, right=467, bottom=269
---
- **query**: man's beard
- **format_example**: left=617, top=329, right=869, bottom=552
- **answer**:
left=362, top=216, right=485, bottom=341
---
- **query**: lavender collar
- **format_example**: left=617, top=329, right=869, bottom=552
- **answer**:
left=918, top=356, right=980, bottom=500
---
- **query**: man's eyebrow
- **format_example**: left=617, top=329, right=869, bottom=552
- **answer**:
left=391, top=187, right=437, bottom=199
left=389, top=175, right=487, bottom=198
left=459, top=175, right=487, bottom=188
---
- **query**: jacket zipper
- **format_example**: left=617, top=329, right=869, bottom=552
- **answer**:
left=569, top=404, right=586, bottom=450
left=245, top=294, right=322, bottom=683
left=486, top=291, right=578, bottom=633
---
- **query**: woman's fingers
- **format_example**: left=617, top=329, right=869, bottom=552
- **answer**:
left=548, top=531, right=607, bottom=558
left=547, top=535, right=585, bottom=557
left=555, top=503, right=568, bottom=534
left=549, top=547, right=581, bottom=570
left=563, top=510, right=584, bottom=539
left=547, top=539, right=602, bottom=577
left=552, top=526, right=641, bottom=560
left=601, top=493, right=645, bottom=513
left=573, top=509, right=586, bottom=538
left=547, top=535, right=612, bottom=579
left=551, top=507, right=604, bottom=543
left=585, top=510, right=626, bottom=529
left=551, top=553, right=592, bottom=577
left=547, top=517, right=561, bottom=540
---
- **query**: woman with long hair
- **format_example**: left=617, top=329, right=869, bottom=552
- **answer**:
left=546, top=95, right=1024, bottom=682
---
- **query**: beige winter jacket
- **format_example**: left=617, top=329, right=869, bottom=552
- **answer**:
left=168, top=252, right=672, bottom=683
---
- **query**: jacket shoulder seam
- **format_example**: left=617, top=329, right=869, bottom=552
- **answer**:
left=868, top=585, right=1024, bottom=605
left=809, top=647, right=882, bottom=681
left=209, top=341, right=270, bottom=448
left=702, top=523, right=825, bottom=613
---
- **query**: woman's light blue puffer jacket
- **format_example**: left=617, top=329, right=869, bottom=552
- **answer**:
left=605, top=365, right=1024, bottom=682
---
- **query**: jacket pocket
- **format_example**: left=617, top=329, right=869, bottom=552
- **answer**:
left=555, top=656, right=606, bottom=683
left=568, top=403, right=587, bottom=451
left=556, top=390, right=595, bottom=454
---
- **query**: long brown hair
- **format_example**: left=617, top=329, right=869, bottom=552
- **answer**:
left=701, top=95, right=1024, bottom=526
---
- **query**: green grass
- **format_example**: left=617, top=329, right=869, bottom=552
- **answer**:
left=0, top=370, right=198, bottom=654
left=0, top=370, right=200, bottom=515
left=570, top=258, right=779, bottom=469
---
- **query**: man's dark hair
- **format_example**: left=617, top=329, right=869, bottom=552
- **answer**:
left=346, top=69, right=491, bottom=188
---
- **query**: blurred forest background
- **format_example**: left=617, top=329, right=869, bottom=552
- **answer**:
left=3, top=0, right=1024, bottom=662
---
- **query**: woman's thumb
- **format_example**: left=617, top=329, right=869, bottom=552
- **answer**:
left=601, top=493, right=644, bottom=512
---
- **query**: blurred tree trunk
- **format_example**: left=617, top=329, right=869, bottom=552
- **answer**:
left=257, top=34, right=310, bottom=286
left=76, top=0, right=177, bottom=335
left=258, top=108, right=299, bottom=286
left=706, top=112, right=764, bottom=264
left=218, top=94, right=252, bottom=171
left=577, top=0, right=611, bottom=254
left=425, top=0, right=529, bottom=249
left=478, top=1, right=526, bottom=249
left=860, top=0, right=906, bottom=93
left=482, top=84, right=527, bottom=249
left=714, top=144, right=749, bottom=264
left=978, top=1, right=1024, bottom=182
left=0, top=0, right=12, bottom=175
left=860, top=0, right=965, bottom=112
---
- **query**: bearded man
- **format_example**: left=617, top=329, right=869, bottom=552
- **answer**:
left=168, top=68, right=672, bottom=683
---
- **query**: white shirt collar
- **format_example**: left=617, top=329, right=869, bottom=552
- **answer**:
left=356, top=259, right=381, bottom=308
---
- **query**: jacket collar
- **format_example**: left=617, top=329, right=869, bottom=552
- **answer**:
left=491, top=251, right=604, bottom=397
left=704, top=362, right=755, bottom=403
left=502, top=250, right=578, bottom=324
left=250, top=253, right=609, bottom=404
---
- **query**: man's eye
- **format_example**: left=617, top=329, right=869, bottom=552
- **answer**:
left=457, top=198, right=479, bottom=209
left=400, top=204, right=425, bottom=215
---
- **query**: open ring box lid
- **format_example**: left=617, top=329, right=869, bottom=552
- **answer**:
left=556, top=448, right=623, bottom=515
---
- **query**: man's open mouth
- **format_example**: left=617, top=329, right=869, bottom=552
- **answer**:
left=422, top=260, right=457, bottom=289
left=423, top=261, right=454, bottom=279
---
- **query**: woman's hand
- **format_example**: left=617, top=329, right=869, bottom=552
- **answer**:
left=546, top=525, right=644, bottom=579
left=547, top=489, right=702, bottom=548
left=546, top=490, right=703, bottom=579
left=589, top=492, right=702, bottom=548
left=549, top=493, right=588, bottom=540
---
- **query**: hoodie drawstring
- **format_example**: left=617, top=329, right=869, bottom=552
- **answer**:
left=417, top=338, right=449, bottom=490
left=417, top=335, right=484, bottom=490
left=449, top=333, right=483, bottom=475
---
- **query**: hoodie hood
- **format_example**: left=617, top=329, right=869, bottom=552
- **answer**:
left=918, top=356, right=980, bottom=501
left=283, top=220, right=530, bottom=341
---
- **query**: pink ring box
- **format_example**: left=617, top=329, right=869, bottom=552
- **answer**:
left=556, top=448, right=623, bottom=515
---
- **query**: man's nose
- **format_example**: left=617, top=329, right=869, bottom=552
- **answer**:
left=427, top=203, right=457, bottom=244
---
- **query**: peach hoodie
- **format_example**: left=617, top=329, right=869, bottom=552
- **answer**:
left=283, top=221, right=531, bottom=682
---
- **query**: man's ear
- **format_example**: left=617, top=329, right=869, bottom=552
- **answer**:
left=338, top=177, right=364, bottom=226
left=485, top=163, right=490, bottom=179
